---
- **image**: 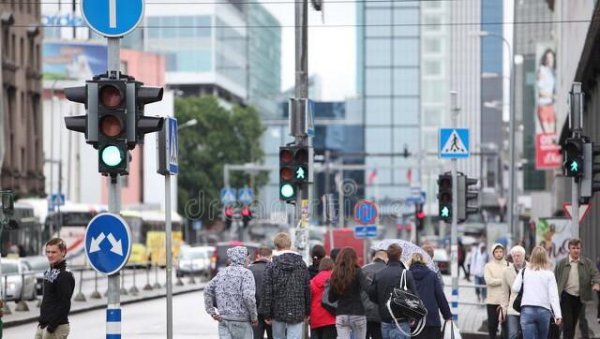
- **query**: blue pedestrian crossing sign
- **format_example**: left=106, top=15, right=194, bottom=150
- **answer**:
left=85, top=213, right=132, bottom=275
left=81, top=0, right=144, bottom=38
left=439, top=128, right=470, bottom=158
left=238, top=187, right=254, bottom=205
left=220, top=187, right=237, bottom=205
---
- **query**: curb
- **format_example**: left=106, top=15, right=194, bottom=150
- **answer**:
left=3, top=285, right=204, bottom=328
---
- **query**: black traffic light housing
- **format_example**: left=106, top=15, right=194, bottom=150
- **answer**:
left=437, top=173, right=452, bottom=222
left=64, top=81, right=99, bottom=147
left=242, top=205, right=252, bottom=228
left=279, top=145, right=311, bottom=203
left=563, top=137, right=584, bottom=180
left=224, top=205, right=234, bottom=229
left=97, top=77, right=129, bottom=175
left=415, top=203, right=425, bottom=231
left=458, top=175, right=479, bottom=223
left=580, top=141, right=600, bottom=203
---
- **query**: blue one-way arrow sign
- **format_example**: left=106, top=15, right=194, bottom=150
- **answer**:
left=85, top=213, right=131, bottom=275
left=81, top=0, right=144, bottom=38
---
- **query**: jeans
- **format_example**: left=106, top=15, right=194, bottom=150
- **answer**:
left=506, top=315, right=521, bottom=339
left=520, top=306, right=551, bottom=339
left=218, top=320, right=253, bottom=339
left=474, top=276, right=487, bottom=301
left=272, top=320, right=303, bottom=339
left=336, top=315, right=366, bottom=339
left=381, top=321, right=410, bottom=339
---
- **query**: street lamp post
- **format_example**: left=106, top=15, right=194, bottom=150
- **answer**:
left=471, top=31, right=517, bottom=241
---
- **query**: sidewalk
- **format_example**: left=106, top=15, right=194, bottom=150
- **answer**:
left=2, top=277, right=205, bottom=328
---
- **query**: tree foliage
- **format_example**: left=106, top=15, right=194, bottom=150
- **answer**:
left=175, top=96, right=267, bottom=226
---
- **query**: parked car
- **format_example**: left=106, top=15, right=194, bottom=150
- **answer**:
left=210, top=241, right=260, bottom=277
left=433, top=248, right=450, bottom=275
left=21, top=255, right=48, bottom=296
left=1, top=258, right=37, bottom=302
left=176, top=246, right=213, bottom=278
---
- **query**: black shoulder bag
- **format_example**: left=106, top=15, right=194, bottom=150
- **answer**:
left=512, top=267, right=525, bottom=312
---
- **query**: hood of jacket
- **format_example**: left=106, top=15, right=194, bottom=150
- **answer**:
left=227, top=246, right=248, bottom=266
left=490, top=243, right=506, bottom=263
left=409, top=263, right=431, bottom=280
left=273, top=251, right=305, bottom=271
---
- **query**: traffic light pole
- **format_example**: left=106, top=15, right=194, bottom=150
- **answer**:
left=450, top=91, right=459, bottom=321
left=570, top=83, right=583, bottom=238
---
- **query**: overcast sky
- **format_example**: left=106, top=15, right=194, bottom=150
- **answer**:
left=260, top=0, right=357, bottom=101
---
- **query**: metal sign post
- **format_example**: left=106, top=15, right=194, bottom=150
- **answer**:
left=570, top=83, right=583, bottom=238
left=450, top=91, right=459, bottom=321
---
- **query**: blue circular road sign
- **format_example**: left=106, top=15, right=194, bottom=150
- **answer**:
left=85, top=213, right=132, bottom=275
left=354, top=200, right=378, bottom=225
left=81, top=0, right=145, bottom=38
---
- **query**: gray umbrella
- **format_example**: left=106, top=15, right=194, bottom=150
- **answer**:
left=371, top=238, right=438, bottom=272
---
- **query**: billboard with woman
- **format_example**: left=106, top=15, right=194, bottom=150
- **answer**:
left=535, top=44, right=561, bottom=169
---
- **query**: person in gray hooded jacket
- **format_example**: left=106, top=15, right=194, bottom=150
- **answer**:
left=205, top=246, right=258, bottom=339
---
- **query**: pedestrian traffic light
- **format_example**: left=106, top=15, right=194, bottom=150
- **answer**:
left=580, top=142, right=600, bottom=203
left=563, top=137, right=584, bottom=179
left=415, top=203, right=425, bottom=231
left=437, top=174, right=452, bottom=222
left=279, top=145, right=311, bottom=202
left=242, top=205, right=252, bottom=228
left=97, top=78, right=129, bottom=175
left=224, top=206, right=233, bottom=229
left=458, top=175, right=479, bottom=222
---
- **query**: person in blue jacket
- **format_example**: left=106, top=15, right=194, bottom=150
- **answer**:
left=408, top=252, right=452, bottom=339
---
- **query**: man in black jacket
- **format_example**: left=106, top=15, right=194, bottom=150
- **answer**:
left=259, top=233, right=310, bottom=339
left=36, top=238, right=75, bottom=339
left=368, top=244, right=418, bottom=339
left=362, top=248, right=388, bottom=339
left=250, top=246, right=273, bottom=339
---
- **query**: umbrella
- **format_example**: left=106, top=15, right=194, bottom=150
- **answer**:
left=371, top=238, right=438, bottom=272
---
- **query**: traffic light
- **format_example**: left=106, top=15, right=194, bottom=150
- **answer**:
left=580, top=142, right=600, bottom=203
left=224, top=206, right=234, bottom=229
left=64, top=80, right=99, bottom=147
left=415, top=203, right=425, bottom=231
left=437, top=174, right=452, bottom=222
left=563, top=137, right=584, bottom=179
left=241, top=205, right=252, bottom=228
left=96, top=78, right=129, bottom=175
left=458, top=175, right=479, bottom=222
left=279, top=145, right=311, bottom=202
left=130, top=82, right=164, bottom=147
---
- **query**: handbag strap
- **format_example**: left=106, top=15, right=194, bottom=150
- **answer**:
left=400, top=269, right=407, bottom=290
left=518, top=267, right=525, bottom=294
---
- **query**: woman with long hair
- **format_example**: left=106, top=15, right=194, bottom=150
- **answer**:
left=329, top=247, right=369, bottom=338
left=512, top=246, right=562, bottom=339
left=310, top=257, right=337, bottom=339
left=408, top=253, right=452, bottom=339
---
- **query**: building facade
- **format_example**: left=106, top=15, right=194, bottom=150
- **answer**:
left=0, top=3, right=44, bottom=196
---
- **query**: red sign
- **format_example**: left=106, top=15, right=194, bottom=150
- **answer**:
left=563, top=203, right=591, bottom=224
left=535, top=133, right=561, bottom=169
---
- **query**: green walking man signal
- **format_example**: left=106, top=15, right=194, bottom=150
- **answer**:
left=440, top=206, right=450, bottom=218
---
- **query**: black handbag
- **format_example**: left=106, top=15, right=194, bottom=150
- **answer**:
left=512, top=268, right=525, bottom=312
left=387, top=269, right=427, bottom=320
left=321, top=280, right=337, bottom=315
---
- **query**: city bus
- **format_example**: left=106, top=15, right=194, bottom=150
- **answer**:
left=120, top=209, right=184, bottom=266
left=0, top=202, right=43, bottom=257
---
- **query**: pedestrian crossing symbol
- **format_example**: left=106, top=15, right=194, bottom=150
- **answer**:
left=439, top=128, right=470, bottom=158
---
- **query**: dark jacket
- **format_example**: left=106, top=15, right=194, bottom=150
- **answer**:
left=308, top=263, right=319, bottom=280
left=362, top=258, right=387, bottom=322
left=555, top=256, right=600, bottom=302
left=368, top=260, right=418, bottom=323
left=329, top=268, right=369, bottom=316
left=249, top=259, right=269, bottom=308
left=38, top=260, right=75, bottom=332
left=410, top=263, right=452, bottom=327
left=259, top=251, right=310, bottom=323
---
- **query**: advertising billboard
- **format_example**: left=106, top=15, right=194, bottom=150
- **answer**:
left=535, top=218, right=572, bottom=267
left=43, top=41, right=108, bottom=81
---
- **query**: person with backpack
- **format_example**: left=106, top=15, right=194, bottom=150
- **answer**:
left=309, top=257, right=336, bottom=339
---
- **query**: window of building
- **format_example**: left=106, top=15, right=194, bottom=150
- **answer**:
left=423, top=15, right=442, bottom=32
left=393, top=98, right=419, bottom=125
left=19, top=37, right=24, bottom=66
left=423, top=38, right=442, bottom=54
left=11, top=33, right=15, bottom=61
left=393, top=8, right=419, bottom=37
left=423, top=107, right=443, bottom=126
left=393, top=68, right=419, bottom=96
left=366, top=68, right=392, bottom=96
left=366, top=127, right=392, bottom=153
left=365, top=39, right=391, bottom=66
left=393, top=127, right=419, bottom=152
left=366, top=157, right=392, bottom=184
left=366, top=98, right=392, bottom=125
left=422, top=129, right=438, bottom=152
left=423, top=60, right=442, bottom=76
left=178, top=16, right=194, bottom=38
left=393, top=38, right=419, bottom=66
left=422, top=82, right=445, bottom=102
left=365, top=9, right=391, bottom=37
left=423, top=1, right=442, bottom=9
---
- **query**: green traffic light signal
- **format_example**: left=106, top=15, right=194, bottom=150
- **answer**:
left=101, top=145, right=124, bottom=167
left=440, top=206, right=450, bottom=218
left=280, top=183, right=296, bottom=200
left=570, top=160, right=579, bottom=173
left=295, top=166, right=307, bottom=181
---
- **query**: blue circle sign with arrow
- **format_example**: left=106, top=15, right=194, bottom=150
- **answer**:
left=85, top=213, right=131, bottom=275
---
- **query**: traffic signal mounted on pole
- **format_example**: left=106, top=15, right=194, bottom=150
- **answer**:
left=241, top=205, right=252, bottom=228
left=580, top=142, right=600, bottom=203
left=437, top=174, right=452, bottom=223
left=279, top=145, right=311, bottom=203
left=562, top=137, right=585, bottom=180
left=96, top=78, right=129, bottom=175
left=223, top=206, right=234, bottom=229
left=415, top=203, right=425, bottom=231
left=457, top=175, right=479, bottom=223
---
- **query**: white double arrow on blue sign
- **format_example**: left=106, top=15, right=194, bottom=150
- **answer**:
left=89, top=232, right=124, bottom=256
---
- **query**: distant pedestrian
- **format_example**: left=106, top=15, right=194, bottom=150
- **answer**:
left=484, top=243, right=507, bottom=339
left=249, top=246, right=273, bottom=339
left=204, top=246, right=258, bottom=339
left=308, top=244, right=326, bottom=280
left=368, top=243, right=418, bottom=339
left=362, top=248, right=388, bottom=339
left=35, top=238, right=75, bottom=339
left=259, top=233, right=310, bottom=339
left=512, top=246, right=562, bottom=339
left=500, top=245, right=527, bottom=339
left=310, top=257, right=336, bottom=339
left=554, top=238, right=600, bottom=339
left=330, top=248, right=341, bottom=263
left=329, top=247, right=369, bottom=338
left=470, top=242, right=489, bottom=303
left=407, top=253, right=452, bottom=339
left=458, top=240, right=470, bottom=281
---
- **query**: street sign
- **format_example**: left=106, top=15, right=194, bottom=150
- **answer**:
left=354, top=225, right=378, bottom=239
left=50, top=193, right=65, bottom=207
left=354, top=200, right=378, bottom=225
left=85, top=213, right=132, bottom=275
left=220, top=187, right=237, bottom=205
left=166, top=117, right=178, bottom=175
left=563, top=203, right=591, bottom=224
left=81, top=0, right=145, bottom=38
left=439, top=128, right=470, bottom=158
left=238, top=187, right=254, bottom=205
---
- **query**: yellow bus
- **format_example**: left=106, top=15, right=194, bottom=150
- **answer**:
left=120, top=210, right=184, bottom=266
